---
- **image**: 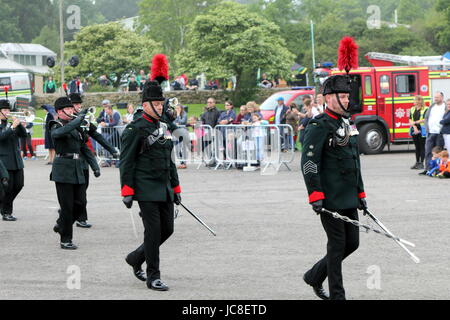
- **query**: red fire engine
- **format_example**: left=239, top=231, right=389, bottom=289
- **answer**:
left=329, top=52, right=450, bottom=154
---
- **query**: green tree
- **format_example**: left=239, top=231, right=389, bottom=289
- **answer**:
left=63, top=22, right=162, bottom=87
left=32, top=26, right=59, bottom=53
left=176, top=2, right=294, bottom=104
left=138, top=0, right=220, bottom=58
left=436, top=0, right=450, bottom=48
left=0, top=0, right=53, bottom=42
left=0, top=1, right=23, bottom=42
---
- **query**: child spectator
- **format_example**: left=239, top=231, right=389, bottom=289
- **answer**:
left=426, top=146, right=443, bottom=176
left=437, top=150, right=450, bottom=178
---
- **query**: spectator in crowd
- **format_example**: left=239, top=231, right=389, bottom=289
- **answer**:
left=41, top=104, right=56, bottom=165
left=299, top=98, right=314, bottom=146
left=82, top=78, right=89, bottom=92
left=205, top=80, right=219, bottom=90
left=172, top=75, right=186, bottom=90
left=200, top=98, right=221, bottom=166
left=43, top=76, right=57, bottom=94
left=286, top=102, right=301, bottom=150
left=187, top=77, right=199, bottom=90
left=19, top=119, right=36, bottom=160
left=97, top=101, right=122, bottom=167
left=426, top=146, right=443, bottom=176
left=437, top=150, right=450, bottom=178
left=218, top=101, right=237, bottom=125
left=245, top=101, right=263, bottom=123
left=200, top=98, right=222, bottom=128
left=173, top=104, right=189, bottom=169
left=409, top=95, right=428, bottom=170
left=217, top=101, right=237, bottom=161
left=420, top=92, right=446, bottom=175
left=99, top=75, right=111, bottom=87
left=273, top=97, right=290, bottom=151
left=315, top=93, right=326, bottom=113
left=69, top=76, right=82, bottom=94
left=440, top=98, right=450, bottom=152
left=273, top=97, right=288, bottom=125
left=127, top=76, right=140, bottom=92
left=137, top=70, right=147, bottom=91
left=251, top=113, right=267, bottom=166
left=122, top=103, right=135, bottom=125
left=258, top=73, right=273, bottom=88
left=234, top=105, right=250, bottom=124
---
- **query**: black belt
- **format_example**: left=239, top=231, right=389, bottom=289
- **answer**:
left=56, top=153, right=80, bottom=159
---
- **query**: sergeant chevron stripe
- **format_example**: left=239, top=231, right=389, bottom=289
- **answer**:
left=303, top=160, right=318, bottom=175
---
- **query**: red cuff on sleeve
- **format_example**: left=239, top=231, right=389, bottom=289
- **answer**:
left=173, top=185, right=181, bottom=194
left=309, top=191, right=325, bottom=203
left=358, top=192, right=366, bottom=199
left=121, top=185, right=135, bottom=197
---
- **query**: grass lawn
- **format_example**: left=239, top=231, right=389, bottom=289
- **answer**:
left=31, top=104, right=225, bottom=139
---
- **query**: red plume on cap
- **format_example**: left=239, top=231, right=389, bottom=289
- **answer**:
left=62, top=83, right=68, bottom=92
left=4, top=86, right=8, bottom=94
left=151, top=54, right=169, bottom=85
left=76, top=80, right=81, bottom=91
left=338, top=36, right=358, bottom=74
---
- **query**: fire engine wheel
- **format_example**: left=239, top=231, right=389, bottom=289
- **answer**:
left=358, top=123, right=386, bottom=155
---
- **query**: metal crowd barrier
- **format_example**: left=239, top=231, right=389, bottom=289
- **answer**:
left=171, top=124, right=295, bottom=173
left=94, top=125, right=125, bottom=164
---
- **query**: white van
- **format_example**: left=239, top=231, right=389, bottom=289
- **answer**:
left=0, top=72, right=33, bottom=109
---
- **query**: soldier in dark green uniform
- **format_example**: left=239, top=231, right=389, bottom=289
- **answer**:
left=69, top=92, right=117, bottom=228
left=0, top=98, right=27, bottom=221
left=120, top=80, right=182, bottom=291
left=301, top=75, right=368, bottom=300
left=50, top=97, right=100, bottom=250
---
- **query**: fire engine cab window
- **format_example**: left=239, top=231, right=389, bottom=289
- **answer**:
left=395, top=75, right=416, bottom=94
left=364, top=76, right=372, bottom=96
left=380, top=75, right=390, bottom=94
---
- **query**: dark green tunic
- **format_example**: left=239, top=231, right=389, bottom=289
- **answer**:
left=301, top=112, right=365, bottom=211
left=50, top=117, right=99, bottom=185
left=120, top=115, right=180, bottom=202
left=0, top=120, right=27, bottom=170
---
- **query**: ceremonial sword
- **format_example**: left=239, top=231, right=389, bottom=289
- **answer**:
left=179, top=203, right=217, bottom=236
left=363, top=208, right=420, bottom=264
left=321, top=208, right=420, bottom=263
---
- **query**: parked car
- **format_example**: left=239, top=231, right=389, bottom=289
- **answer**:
left=259, top=87, right=316, bottom=122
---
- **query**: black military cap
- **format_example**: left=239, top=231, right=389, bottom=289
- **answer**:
left=0, top=99, right=11, bottom=110
left=54, top=97, right=73, bottom=111
left=322, top=75, right=351, bottom=96
left=142, top=80, right=165, bottom=103
left=69, top=93, right=83, bottom=104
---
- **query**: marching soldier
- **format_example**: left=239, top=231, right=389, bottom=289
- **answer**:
left=50, top=97, right=100, bottom=250
left=120, top=80, right=182, bottom=291
left=69, top=92, right=118, bottom=228
left=0, top=97, right=27, bottom=221
left=301, top=75, right=367, bottom=300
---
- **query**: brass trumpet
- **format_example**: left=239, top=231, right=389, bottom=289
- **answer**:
left=8, top=109, right=35, bottom=123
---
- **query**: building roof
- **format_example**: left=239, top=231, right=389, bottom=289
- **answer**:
left=0, top=43, right=56, bottom=56
left=0, top=58, right=30, bottom=72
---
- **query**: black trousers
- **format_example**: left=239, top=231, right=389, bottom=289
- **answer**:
left=412, top=134, right=426, bottom=163
left=127, top=201, right=174, bottom=282
left=304, top=208, right=359, bottom=300
left=0, top=169, right=24, bottom=215
left=77, top=170, right=90, bottom=222
left=55, top=182, right=86, bottom=243
left=20, top=134, right=35, bottom=157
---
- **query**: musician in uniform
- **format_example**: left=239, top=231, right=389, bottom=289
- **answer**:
left=0, top=97, right=27, bottom=221
left=50, top=97, right=100, bottom=249
left=119, top=80, right=182, bottom=291
left=301, top=75, right=368, bottom=300
left=69, top=92, right=118, bottom=228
